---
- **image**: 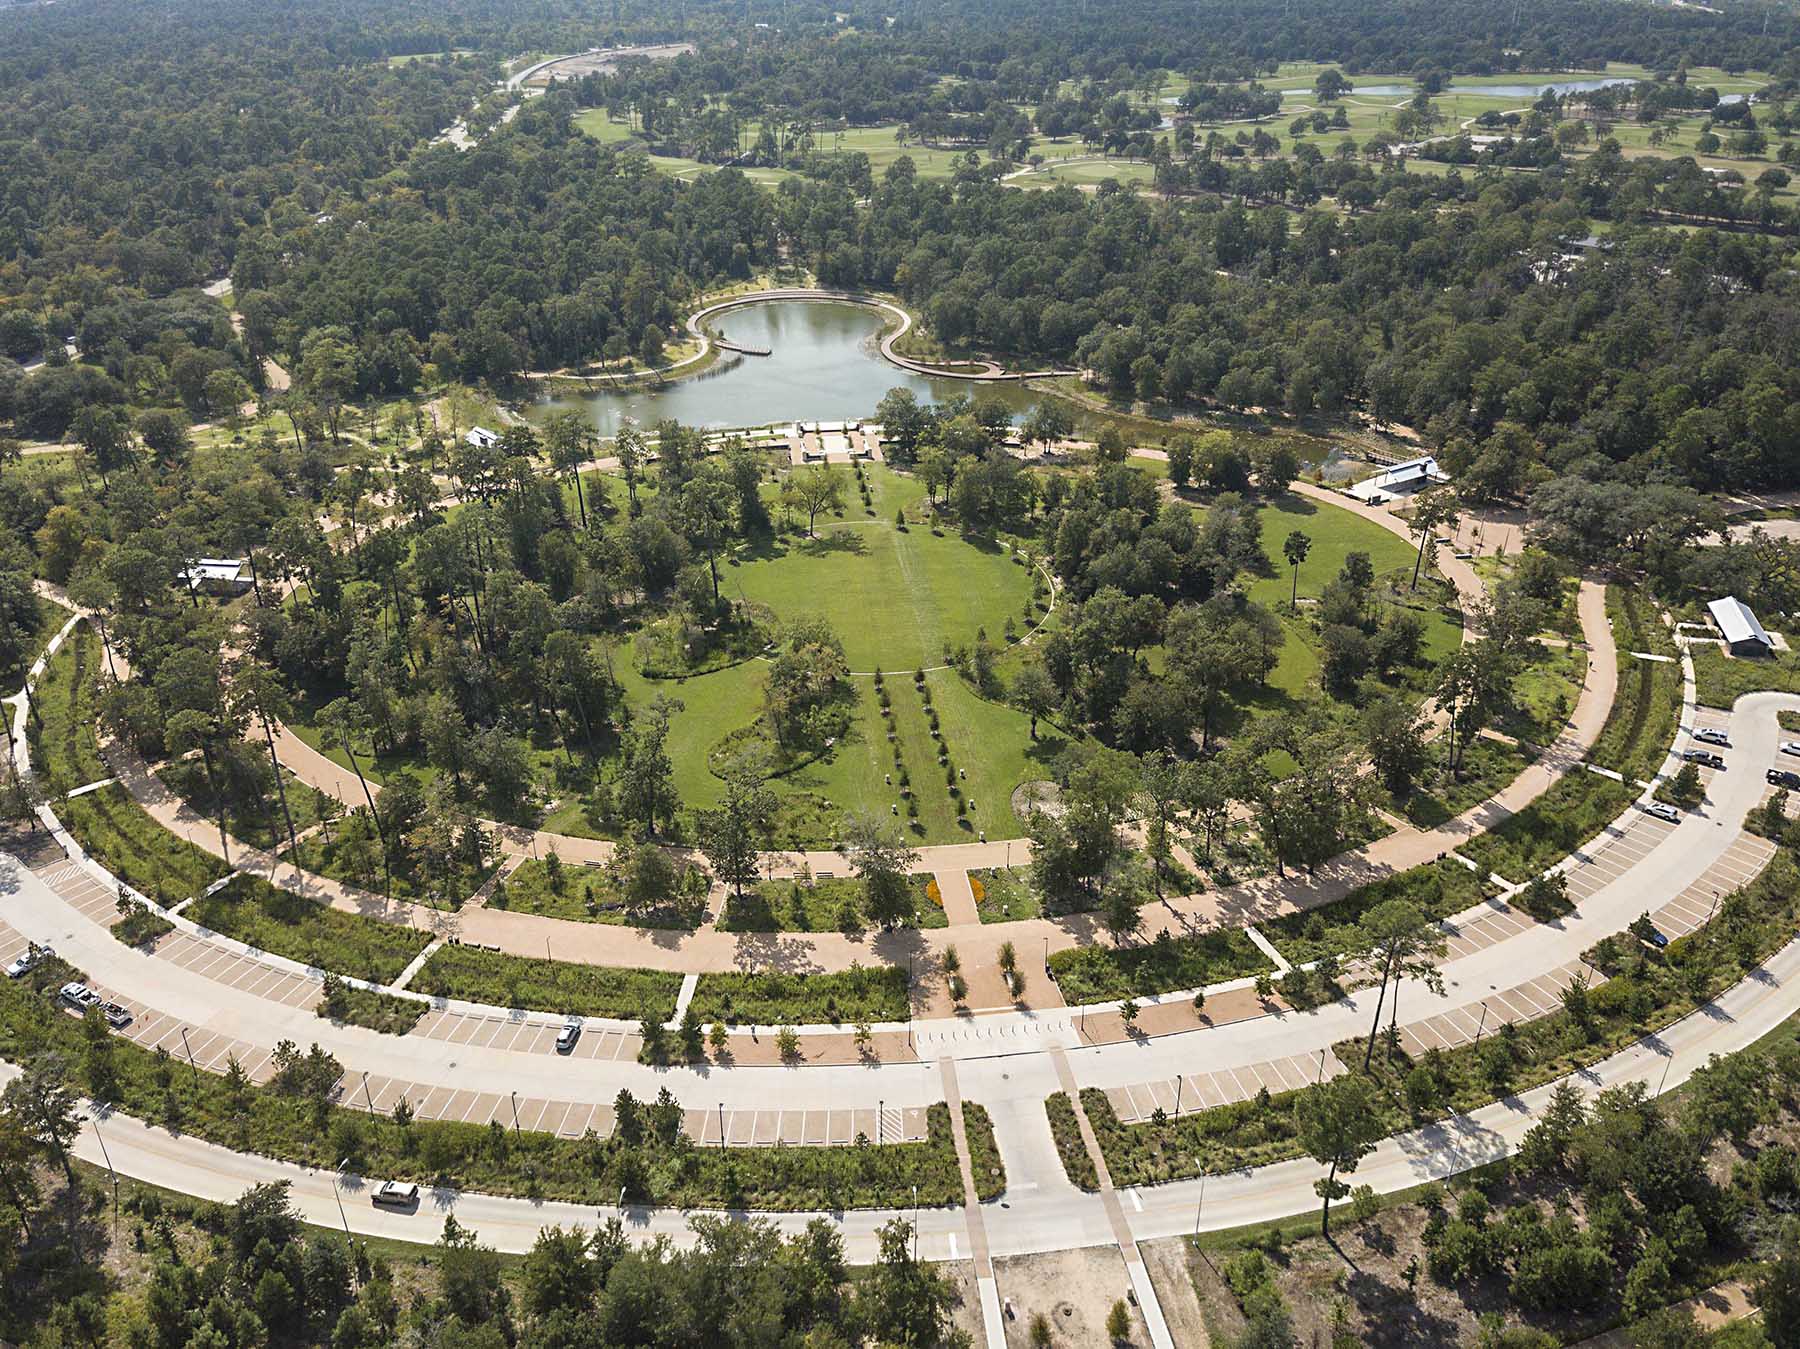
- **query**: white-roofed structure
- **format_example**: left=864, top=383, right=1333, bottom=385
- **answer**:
left=1347, top=455, right=1448, bottom=505
left=178, top=557, right=252, bottom=596
left=1707, top=595, right=1774, bottom=656
left=465, top=426, right=500, bottom=449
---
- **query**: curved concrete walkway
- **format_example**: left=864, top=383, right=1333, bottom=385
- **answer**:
left=71, top=562, right=1613, bottom=991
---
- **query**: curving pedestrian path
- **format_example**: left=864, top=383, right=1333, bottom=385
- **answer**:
left=41, top=497, right=1616, bottom=1002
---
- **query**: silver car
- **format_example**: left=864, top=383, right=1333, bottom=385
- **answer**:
left=1644, top=802, right=1682, bottom=823
left=1693, top=727, right=1729, bottom=746
left=372, top=1180, right=420, bottom=1208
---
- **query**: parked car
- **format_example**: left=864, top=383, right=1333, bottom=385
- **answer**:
left=59, top=981, right=101, bottom=1011
left=1782, top=741, right=1800, bottom=757
left=1644, top=802, right=1682, bottom=823
left=371, top=1180, right=420, bottom=1208
left=100, top=1001, right=133, bottom=1028
left=1694, top=727, right=1729, bottom=746
left=1769, top=769, right=1800, bottom=788
left=555, top=1021, right=582, bottom=1054
left=1680, top=749, right=1725, bottom=768
left=1645, top=926, right=1670, bottom=948
left=6, top=944, right=53, bottom=979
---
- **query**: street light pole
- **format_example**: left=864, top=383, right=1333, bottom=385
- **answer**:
left=332, top=1159, right=353, bottom=1243
left=361, top=1070, right=375, bottom=1113
left=180, top=1026, right=198, bottom=1082
left=912, top=1184, right=919, bottom=1262
left=91, top=1113, right=119, bottom=1234
left=1472, top=1002, right=1488, bottom=1045
left=718, top=1102, right=725, bottom=1148
left=510, top=1090, right=521, bottom=1134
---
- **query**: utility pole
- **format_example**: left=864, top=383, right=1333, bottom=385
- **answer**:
left=180, top=1027, right=198, bottom=1082
left=91, top=1114, right=119, bottom=1235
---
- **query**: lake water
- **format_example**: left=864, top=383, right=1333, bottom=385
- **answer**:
left=531, top=300, right=1041, bottom=435
left=1351, top=77, right=1638, bottom=98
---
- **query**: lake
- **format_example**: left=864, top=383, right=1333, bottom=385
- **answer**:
left=531, top=299, right=1042, bottom=435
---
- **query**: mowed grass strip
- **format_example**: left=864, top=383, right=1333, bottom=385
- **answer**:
left=187, top=876, right=429, bottom=985
left=413, top=944, right=682, bottom=1021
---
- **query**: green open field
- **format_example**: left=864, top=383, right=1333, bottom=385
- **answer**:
left=731, top=468, right=1034, bottom=671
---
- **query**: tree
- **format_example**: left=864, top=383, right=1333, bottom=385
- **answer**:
left=521, top=1224, right=602, bottom=1318
left=1314, top=68, right=1352, bottom=101
left=845, top=812, right=921, bottom=929
left=792, top=465, right=844, bottom=537
left=1296, top=1072, right=1382, bottom=1236
left=1409, top=490, right=1458, bottom=590
left=1, top=1055, right=82, bottom=1189
left=1362, top=695, right=1429, bottom=797
left=619, top=697, right=681, bottom=837
left=615, top=427, right=645, bottom=513
left=696, top=758, right=776, bottom=899
left=1756, top=1219, right=1800, bottom=1347
left=855, top=1219, right=957, bottom=1347
left=543, top=410, right=595, bottom=529
left=1106, top=1299, right=1131, bottom=1343
left=1358, top=900, right=1447, bottom=1071
left=229, top=660, right=303, bottom=860
left=1012, top=657, right=1059, bottom=740
left=1283, top=529, right=1312, bottom=609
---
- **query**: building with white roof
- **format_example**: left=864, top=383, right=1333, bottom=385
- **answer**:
left=1347, top=455, right=1448, bottom=505
left=1707, top=595, right=1774, bottom=656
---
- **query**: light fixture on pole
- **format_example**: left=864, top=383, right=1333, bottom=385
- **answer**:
left=332, top=1158, right=353, bottom=1242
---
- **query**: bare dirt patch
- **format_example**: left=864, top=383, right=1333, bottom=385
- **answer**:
left=995, top=1246, right=1150, bottom=1347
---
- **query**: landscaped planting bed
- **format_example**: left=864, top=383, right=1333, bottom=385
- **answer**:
left=1693, top=642, right=1800, bottom=710
left=1047, top=927, right=1271, bottom=1004
left=154, top=758, right=329, bottom=854
left=719, top=874, right=946, bottom=932
left=970, top=866, right=1040, bottom=922
left=690, top=964, right=911, bottom=1025
left=1052, top=847, right=1799, bottom=1190
left=187, top=876, right=429, bottom=984
left=0, top=961, right=999, bottom=1210
left=412, top=943, right=683, bottom=1022
left=1393, top=737, right=1532, bottom=830
left=29, top=623, right=113, bottom=794
left=490, top=856, right=705, bottom=929
left=59, top=783, right=228, bottom=907
left=1264, top=859, right=1493, bottom=967
left=316, top=974, right=425, bottom=1035
left=1458, top=772, right=1636, bottom=884
left=1587, top=587, right=1681, bottom=782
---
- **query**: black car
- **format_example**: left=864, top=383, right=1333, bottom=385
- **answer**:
left=1770, top=769, right=1800, bottom=789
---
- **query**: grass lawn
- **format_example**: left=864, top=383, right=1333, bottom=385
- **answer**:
left=187, top=876, right=429, bottom=984
left=970, top=865, right=1039, bottom=922
left=412, top=944, right=683, bottom=1021
left=732, top=466, right=1034, bottom=672
left=690, top=964, right=910, bottom=1026
left=490, top=856, right=706, bottom=929
left=1047, top=928, right=1271, bottom=1003
left=1496, top=640, right=1586, bottom=745
left=1693, top=642, right=1800, bottom=710
left=1459, top=771, right=1636, bottom=883
left=1588, top=587, right=1682, bottom=782
left=59, top=784, right=228, bottom=907
left=1238, top=492, right=1462, bottom=706
left=1263, top=858, right=1494, bottom=966
left=1393, top=736, right=1533, bottom=829
left=718, top=874, right=946, bottom=933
